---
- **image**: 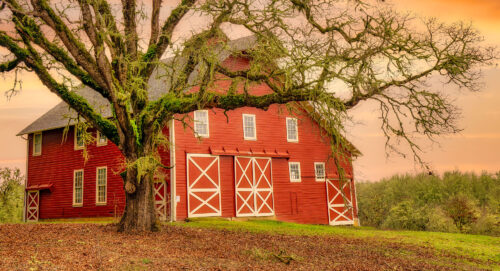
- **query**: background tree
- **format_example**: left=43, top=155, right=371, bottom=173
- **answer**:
left=0, top=0, right=495, bottom=231
left=0, top=167, right=24, bottom=223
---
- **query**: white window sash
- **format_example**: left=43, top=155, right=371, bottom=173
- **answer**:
left=97, top=131, right=108, bottom=146
left=314, top=162, right=326, bottom=181
left=194, top=110, right=209, bottom=137
left=286, top=117, right=298, bottom=142
left=289, top=162, right=301, bottom=182
left=33, top=132, right=42, bottom=156
left=73, top=170, right=84, bottom=206
left=96, top=167, right=107, bottom=205
left=243, top=114, right=256, bottom=140
left=74, top=126, right=85, bottom=150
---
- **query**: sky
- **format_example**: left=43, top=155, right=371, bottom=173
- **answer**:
left=0, top=0, right=498, bottom=181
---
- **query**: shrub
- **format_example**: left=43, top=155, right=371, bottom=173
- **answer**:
left=469, top=212, right=500, bottom=236
left=381, top=201, right=427, bottom=231
left=426, top=207, right=459, bottom=233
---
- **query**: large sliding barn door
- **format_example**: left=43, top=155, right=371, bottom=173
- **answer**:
left=235, top=157, right=274, bottom=217
left=187, top=154, right=221, bottom=217
left=26, top=190, right=39, bottom=222
left=326, top=179, right=354, bottom=225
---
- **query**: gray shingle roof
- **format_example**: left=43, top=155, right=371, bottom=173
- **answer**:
left=17, top=35, right=257, bottom=136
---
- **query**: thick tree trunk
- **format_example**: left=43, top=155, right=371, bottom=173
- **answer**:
left=118, top=167, right=158, bottom=232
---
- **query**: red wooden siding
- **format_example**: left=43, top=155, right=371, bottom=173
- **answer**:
left=24, top=53, right=357, bottom=225
left=173, top=104, right=356, bottom=224
left=27, top=127, right=127, bottom=219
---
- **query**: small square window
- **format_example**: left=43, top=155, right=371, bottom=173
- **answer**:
left=289, top=162, right=301, bottom=182
left=286, top=118, right=298, bottom=142
left=315, top=162, right=326, bottom=181
left=33, top=132, right=42, bottom=156
left=194, top=110, right=209, bottom=137
left=97, top=131, right=108, bottom=146
left=243, top=114, right=256, bottom=140
left=74, top=126, right=85, bottom=150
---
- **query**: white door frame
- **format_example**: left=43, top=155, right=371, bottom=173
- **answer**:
left=326, top=178, right=354, bottom=226
left=26, top=190, right=39, bottom=222
left=154, top=181, right=168, bottom=221
left=186, top=154, right=222, bottom=218
left=234, top=156, right=274, bottom=217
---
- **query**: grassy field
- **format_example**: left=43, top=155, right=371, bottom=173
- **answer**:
left=178, top=218, right=500, bottom=267
left=1, top=219, right=498, bottom=270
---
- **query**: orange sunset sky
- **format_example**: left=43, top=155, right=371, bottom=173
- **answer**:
left=0, top=0, right=498, bottom=181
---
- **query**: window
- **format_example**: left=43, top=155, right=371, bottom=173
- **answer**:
left=314, top=162, right=326, bottom=181
left=243, top=114, right=256, bottom=140
left=97, top=131, right=107, bottom=146
left=286, top=117, right=298, bottom=142
left=194, top=110, right=209, bottom=137
left=33, top=132, right=42, bottom=156
left=73, top=170, right=84, bottom=206
left=96, top=167, right=107, bottom=205
left=289, top=162, right=301, bottom=182
left=74, top=126, right=84, bottom=150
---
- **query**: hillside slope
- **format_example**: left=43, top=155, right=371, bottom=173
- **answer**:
left=0, top=221, right=498, bottom=270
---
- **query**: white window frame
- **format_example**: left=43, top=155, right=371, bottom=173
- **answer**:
left=289, top=162, right=301, bottom=182
left=74, top=126, right=85, bottom=150
left=314, top=162, right=326, bottom=182
left=193, top=110, right=209, bottom=138
left=96, top=166, right=107, bottom=205
left=242, top=114, right=257, bottom=140
left=286, top=117, right=299, bottom=142
left=96, top=131, right=108, bottom=146
left=33, top=132, right=42, bottom=156
left=73, top=169, right=84, bottom=207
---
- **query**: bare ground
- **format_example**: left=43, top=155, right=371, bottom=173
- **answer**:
left=0, top=223, right=490, bottom=270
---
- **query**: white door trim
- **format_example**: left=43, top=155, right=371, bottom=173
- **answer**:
left=234, top=156, right=274, bottom=217
left=154, top=181, right=167, bottom=221
left=26, top=190, right=39, bottom=222
left=186, top=154, right=221, bottom=218
left=326, top=178, right=354, bottom=226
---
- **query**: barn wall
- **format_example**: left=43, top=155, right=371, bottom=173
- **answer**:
left=27, top=127, right=127, bottom=219
left=174, top=104, right=355, bottom=224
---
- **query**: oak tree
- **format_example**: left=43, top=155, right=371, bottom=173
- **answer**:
left=0, top=0, right=495, bottom=231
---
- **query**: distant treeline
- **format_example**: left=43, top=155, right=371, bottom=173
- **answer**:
left=356, top=171, right=500, bottom=236
left=0, top=168, right=24, bottom=223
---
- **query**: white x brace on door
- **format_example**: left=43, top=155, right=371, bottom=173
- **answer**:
left=326, top=179, right=354, bottom=225
left=187, top=154, right=221, bottom=217
left=26, top=190, right=39, bottom=222
left=235, top=156, right=274, bottom=217
left=154, top=181, right=168, bottom=221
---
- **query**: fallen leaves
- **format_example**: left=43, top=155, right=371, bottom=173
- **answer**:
left=0, top=223, right=488, bottom=270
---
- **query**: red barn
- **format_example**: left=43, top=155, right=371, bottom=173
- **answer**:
left=18, top=36, right=360, bottom=226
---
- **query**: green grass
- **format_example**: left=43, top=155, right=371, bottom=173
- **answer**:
left=175, top=218, right=500, bottom=266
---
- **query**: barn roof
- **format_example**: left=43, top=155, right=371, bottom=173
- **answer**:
left=17, top=36, right=257, bottom=136
left=17, top=35, right=361, bottom=157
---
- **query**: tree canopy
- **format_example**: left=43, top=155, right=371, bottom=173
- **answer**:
left=0, top=0, right=495, bottom=231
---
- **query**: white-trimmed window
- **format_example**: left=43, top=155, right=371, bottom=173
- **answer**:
left=73, top=169, right=84, bottom=206
left=74, top=126, right=84, bottom=150
left=33, top=132, right=42, bottom=156
left=96, top=167, right=107, bottom=205
left=194, top=110, right=209, bottom=137
left=243, top=114, right=256, bottom=140
left=286, top=117, right=298, bottom=142
left=97, top=131, right=108, bottom=146
left=289, top=162, right=301, bottom=182
left=314, top=162, right=326, bottom=181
